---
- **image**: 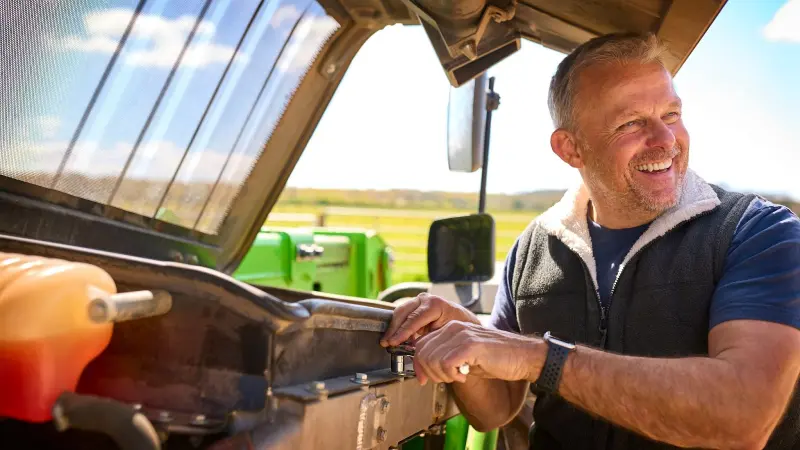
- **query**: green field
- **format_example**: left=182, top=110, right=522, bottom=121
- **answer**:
left=265, top=205, right=540, bottom=284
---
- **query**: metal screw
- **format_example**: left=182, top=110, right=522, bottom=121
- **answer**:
left=132, top=403, right=142, bottom=411
left=191, top=414, right=206, bottom=425
left=461, top=42, right=477, bottom=60
left=168, top=250, right=184, bottom=263
left=377, top=427, right=387, bottom=442
left=325, top=63, right=336, bottom=75
left=186, top=254, right=199, bottom=265
left=158, top=411, right=172, bottom=422
left=308, top=381, right=327, bottom=394
left=380, top=399, right=391, bottom=413
left=352, top=372, right=369, bottom=384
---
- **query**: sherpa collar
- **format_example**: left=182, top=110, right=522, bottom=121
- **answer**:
left=534, top=169, right=721, bottom=293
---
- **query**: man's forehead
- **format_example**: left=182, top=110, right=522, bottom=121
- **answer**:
left=576, top=62, right=679, bottom=116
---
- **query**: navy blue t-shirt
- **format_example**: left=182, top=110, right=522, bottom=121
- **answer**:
left=489, top=198, right=800, bottom=333
left=587, top=217, right=650, bottom=308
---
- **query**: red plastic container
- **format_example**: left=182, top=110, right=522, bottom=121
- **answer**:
left=0, top=253, right=116, bottom=422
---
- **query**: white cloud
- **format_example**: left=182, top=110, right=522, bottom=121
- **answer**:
left=764, top=0, right=800, bottom=43
left=62, top=7, right=248, bottom=68
left=270, top=5, right=303, bottom=28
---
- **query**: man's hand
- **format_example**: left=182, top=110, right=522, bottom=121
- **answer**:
left=380, top=293, right=480, bottom=348
left=413, top=320, right=545, bottom=385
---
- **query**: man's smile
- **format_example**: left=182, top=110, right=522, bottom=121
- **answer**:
left=634, top=158, right=673, bottom=173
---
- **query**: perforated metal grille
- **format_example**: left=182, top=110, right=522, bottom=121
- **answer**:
left=0, top=0, right=339, bottom=235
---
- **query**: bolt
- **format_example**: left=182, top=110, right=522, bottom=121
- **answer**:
left=377, top=427, right=388, bottom=442
left=352, top=372, right=369, bottom=384
left=191, top=414, right=207, bottom=425
left=186, top=254, right=199, bottom=265
left=325, top=63, right=336, bottom=75
left=380, top=398, right=391, bottom=413
left=438, top=383, right=446, bottom=392
left=168, top=250, right=184, bottom=263
left=159, top=411, right=172, bottom=422
left=132, top=403, right=143, bottom=411
left=308, top=381, right=327, bottom=393
left=461, top=42, right=477, bottom=60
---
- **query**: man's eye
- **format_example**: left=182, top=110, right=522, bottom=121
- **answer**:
left=664, top=111, right=681, bottom=121
left=619, top=120, right=640, bottom=130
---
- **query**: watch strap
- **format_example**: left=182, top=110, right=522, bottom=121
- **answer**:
left=532, top=337, right=571, bottom=394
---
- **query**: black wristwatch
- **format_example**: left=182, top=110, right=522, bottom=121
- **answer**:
left=532, top=331, right=576, bottom=394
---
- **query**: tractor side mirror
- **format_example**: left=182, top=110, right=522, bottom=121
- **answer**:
left=427, top=213, right=495, bottom=283
left=446, top=72, right=487, bottom=173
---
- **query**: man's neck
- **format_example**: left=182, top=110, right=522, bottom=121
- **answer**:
left=588, top=200, right=659, bottom=229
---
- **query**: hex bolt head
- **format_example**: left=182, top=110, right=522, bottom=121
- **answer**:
left=353, top=372, right=369, bottom=384
left=380, top=399, right=391, bottom=413
left=377, top=427, right=388, bottom=442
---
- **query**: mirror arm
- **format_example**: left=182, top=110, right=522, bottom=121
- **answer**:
left=478, top=76, right=500, bottom=214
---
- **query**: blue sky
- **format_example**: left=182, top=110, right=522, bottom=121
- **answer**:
left=289, top=0, right=800, bottom=200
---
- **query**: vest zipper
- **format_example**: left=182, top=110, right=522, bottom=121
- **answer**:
left=602, top=209, right=717, bottom=349
left=577, top=259, right=608, bottom=347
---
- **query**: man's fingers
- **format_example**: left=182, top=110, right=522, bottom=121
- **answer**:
left=383, top=298, right=442, bottom=347
left=417, top=330, right=456, bottom=383
left=381, top=296, right=421, bottom=346
left=441, top=346, right=472, bottom=383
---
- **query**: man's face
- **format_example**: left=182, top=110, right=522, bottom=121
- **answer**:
left=571, top=61, right=689, bottom=215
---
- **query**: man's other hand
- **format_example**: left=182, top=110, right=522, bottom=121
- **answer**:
left=413, top=321, right=544, bottom=385
left=380, top=293, right=480, bottom=348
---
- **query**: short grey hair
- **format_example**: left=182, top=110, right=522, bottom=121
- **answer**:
left=548, top=32, right=669, bottom=131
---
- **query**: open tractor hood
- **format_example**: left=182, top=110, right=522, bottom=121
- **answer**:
left=0, top=1, right=726, bottom=449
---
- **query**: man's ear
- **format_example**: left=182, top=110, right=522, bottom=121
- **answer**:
left=550, top=129, right=584, bottom=169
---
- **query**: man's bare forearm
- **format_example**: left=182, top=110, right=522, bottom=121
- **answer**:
left=558, top=345, right=790, bottom=449
left=450, top=377, right=528, bottom=432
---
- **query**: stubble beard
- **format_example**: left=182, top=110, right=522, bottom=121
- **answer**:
left=581, top=141, right=686, bottom=221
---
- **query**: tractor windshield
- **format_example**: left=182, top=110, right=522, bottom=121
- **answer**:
left=0, top=0, right=339, bottom=235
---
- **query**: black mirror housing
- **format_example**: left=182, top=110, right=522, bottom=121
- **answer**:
left=427, top=213, right=495, bottom=283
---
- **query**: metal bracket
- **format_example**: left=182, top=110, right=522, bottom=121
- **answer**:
left=399, top=0, right=517, bottom=60
left=356, top=393, right=390, bottom=450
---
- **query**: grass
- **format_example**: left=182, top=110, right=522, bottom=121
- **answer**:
left=265, top=205, right=540, bottom=284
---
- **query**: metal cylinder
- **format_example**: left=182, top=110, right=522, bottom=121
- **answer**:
left=391, top=355, right=405, bottom=375
left=88, top=290, right=172, bottom=324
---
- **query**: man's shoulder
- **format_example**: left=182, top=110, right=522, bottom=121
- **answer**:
left=709, top=195, right=800, bottom=330
left=730, top=196, right=800, bottom=243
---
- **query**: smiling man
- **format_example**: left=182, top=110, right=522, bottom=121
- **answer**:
left=381, top=33, right=800, bottom=449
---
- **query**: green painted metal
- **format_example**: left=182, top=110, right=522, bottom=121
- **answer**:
left=465, top=427, right=498, bottom=450
left=443, top=415, right=470, bottom=450
left=234, top=226, right=393, bottom=299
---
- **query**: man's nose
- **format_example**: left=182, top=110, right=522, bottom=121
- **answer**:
left=645, top=118, right=677, bottom=150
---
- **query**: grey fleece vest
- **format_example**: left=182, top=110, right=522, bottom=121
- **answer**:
left=512, top=184, right=800, bottom=450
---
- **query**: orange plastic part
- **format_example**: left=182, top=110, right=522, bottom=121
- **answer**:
left=0, top=253, right=116, bottom=422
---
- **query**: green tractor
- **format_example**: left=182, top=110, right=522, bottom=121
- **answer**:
left=234, top=226, right=394, bottom=299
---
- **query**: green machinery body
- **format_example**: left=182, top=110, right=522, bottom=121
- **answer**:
left=234, top=226, right=394, bottom=299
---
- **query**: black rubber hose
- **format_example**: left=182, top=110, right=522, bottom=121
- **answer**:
left=52, top=392, right=161, bottom=450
